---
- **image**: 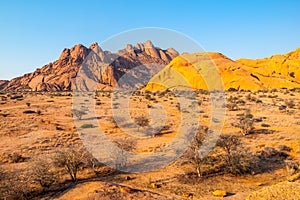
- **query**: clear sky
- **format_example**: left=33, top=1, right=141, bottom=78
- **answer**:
left=0, top=0, right=299, bottom=80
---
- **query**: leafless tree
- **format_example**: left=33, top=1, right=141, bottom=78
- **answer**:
left=112, top=138, right=136, bottom=170
left=186, top=127, right=215, bottom=177
left=53, top=148, right=86, bottom=182
left=134, top=115, right=150, bottom=131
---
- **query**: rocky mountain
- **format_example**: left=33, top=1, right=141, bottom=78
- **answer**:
left=2, top=43, right=300, bottom=92
left=145, top=48, right=300, bottom=91
left=1, top=40, right=178, bottom=91
left=236, top=48, right=300, bottom=89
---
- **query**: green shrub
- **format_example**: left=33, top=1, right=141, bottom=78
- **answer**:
left=81, top=124, right=94, bottom=128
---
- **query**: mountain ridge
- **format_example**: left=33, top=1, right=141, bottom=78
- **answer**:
left=145, top=48, right=300, bottom=91
left=0, top=41, right=178, bottom=91
left=1, top=44, right=300, bottom=92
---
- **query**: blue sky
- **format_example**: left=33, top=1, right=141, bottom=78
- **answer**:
left=0, top=0, right=299, bottom=80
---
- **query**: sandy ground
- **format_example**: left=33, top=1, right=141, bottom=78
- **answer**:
left=0, top=89, right=299, bottom=199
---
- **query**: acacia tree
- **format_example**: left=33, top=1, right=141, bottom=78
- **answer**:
left=134, top=116, right=150, bottom=131
left=238, top=109, right=254, bottom=135
left=112, top=138, right=136, bottom=170
left=186, top=127, right=214, bottom=177
left=72, top=109, right=86, bottom=120
left=54, top=148, right=86, bottom=182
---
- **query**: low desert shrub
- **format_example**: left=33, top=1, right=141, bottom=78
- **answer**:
left=216, top=135, right=258, bottom=175
left=286, top=161, right=300, bottom=175
left=23, top=110, right=36, bottom=114
left=80, top=124, right=94, bottom=129
left=134, top=115, right=150, bottom=131
left=72, top=109, right=86, bottom=120
left=237, top=109, right=254, bottom=135
left=29, top=156, right=58, bottom=191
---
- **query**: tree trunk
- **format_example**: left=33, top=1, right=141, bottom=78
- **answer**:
left=196, top=166, right=201, bottom=178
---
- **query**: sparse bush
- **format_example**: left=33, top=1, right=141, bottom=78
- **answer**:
left=72, top=109, right=86, bottom=120
left=85, top=154, right=104, bottom=176
left=227, top=96, right=242, bottom=111
left=11, top=153, right=25, bottom=163
left=134, top=115, right=150, bottom=131
left=228, top=87, right=238, bottom=92
left=227, top=102, right=239, bottom=111
left=29, top=156, right=58, bottom=191
left=23, top=110, right=36, bottom=114
left=258, top=147, right=290, bottom=161
left=268, top=94, right=278, bottom=98
left=80, top=124, right=94, bottom=128
left=2, top=152, right=27, bottom=163
left=279, top=105, right=287, bottom=111
left=278, top=145, right=292, bottom=152
left=285, top=100, right=295, bottom=108
left=36, top=109, right=42, bottom=115
left=217, top=135, right=257, bottom=175
left=237, top=110, right=254, bottom=135
left=114, top=138, right=136, bottom=152
left=286, top=161, right=299, bottom=175
left=26, top=102, right=31, bottom=107
left=112, top=138, right=136, bottom=169
left=10, top=95, right=23, bottom=100
left=261, top=123, right=270, bottom=127
left=145, top=94, right=151, bottom=100
left=0, top=169, right=34, bottom=200
left=54, top=148, right=86, bottom=182
left=56, top=125, right=64, bottom=130
left=187, top=130, right=212, bottom=177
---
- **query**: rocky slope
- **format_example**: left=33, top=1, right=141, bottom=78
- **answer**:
left=1, top=40, right=178, bottom=91
left=236, top=48, right=300, bottom=89
left=3, top=44, right=300, bottom=92
left=0, top=80, right=8, bottom=90
left=145, top=48, right=300, bottom=91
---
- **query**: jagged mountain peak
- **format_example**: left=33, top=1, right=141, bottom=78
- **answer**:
left=1, top=41, right=178, bottom=91
left=89, top=42, right=103, bottom=53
